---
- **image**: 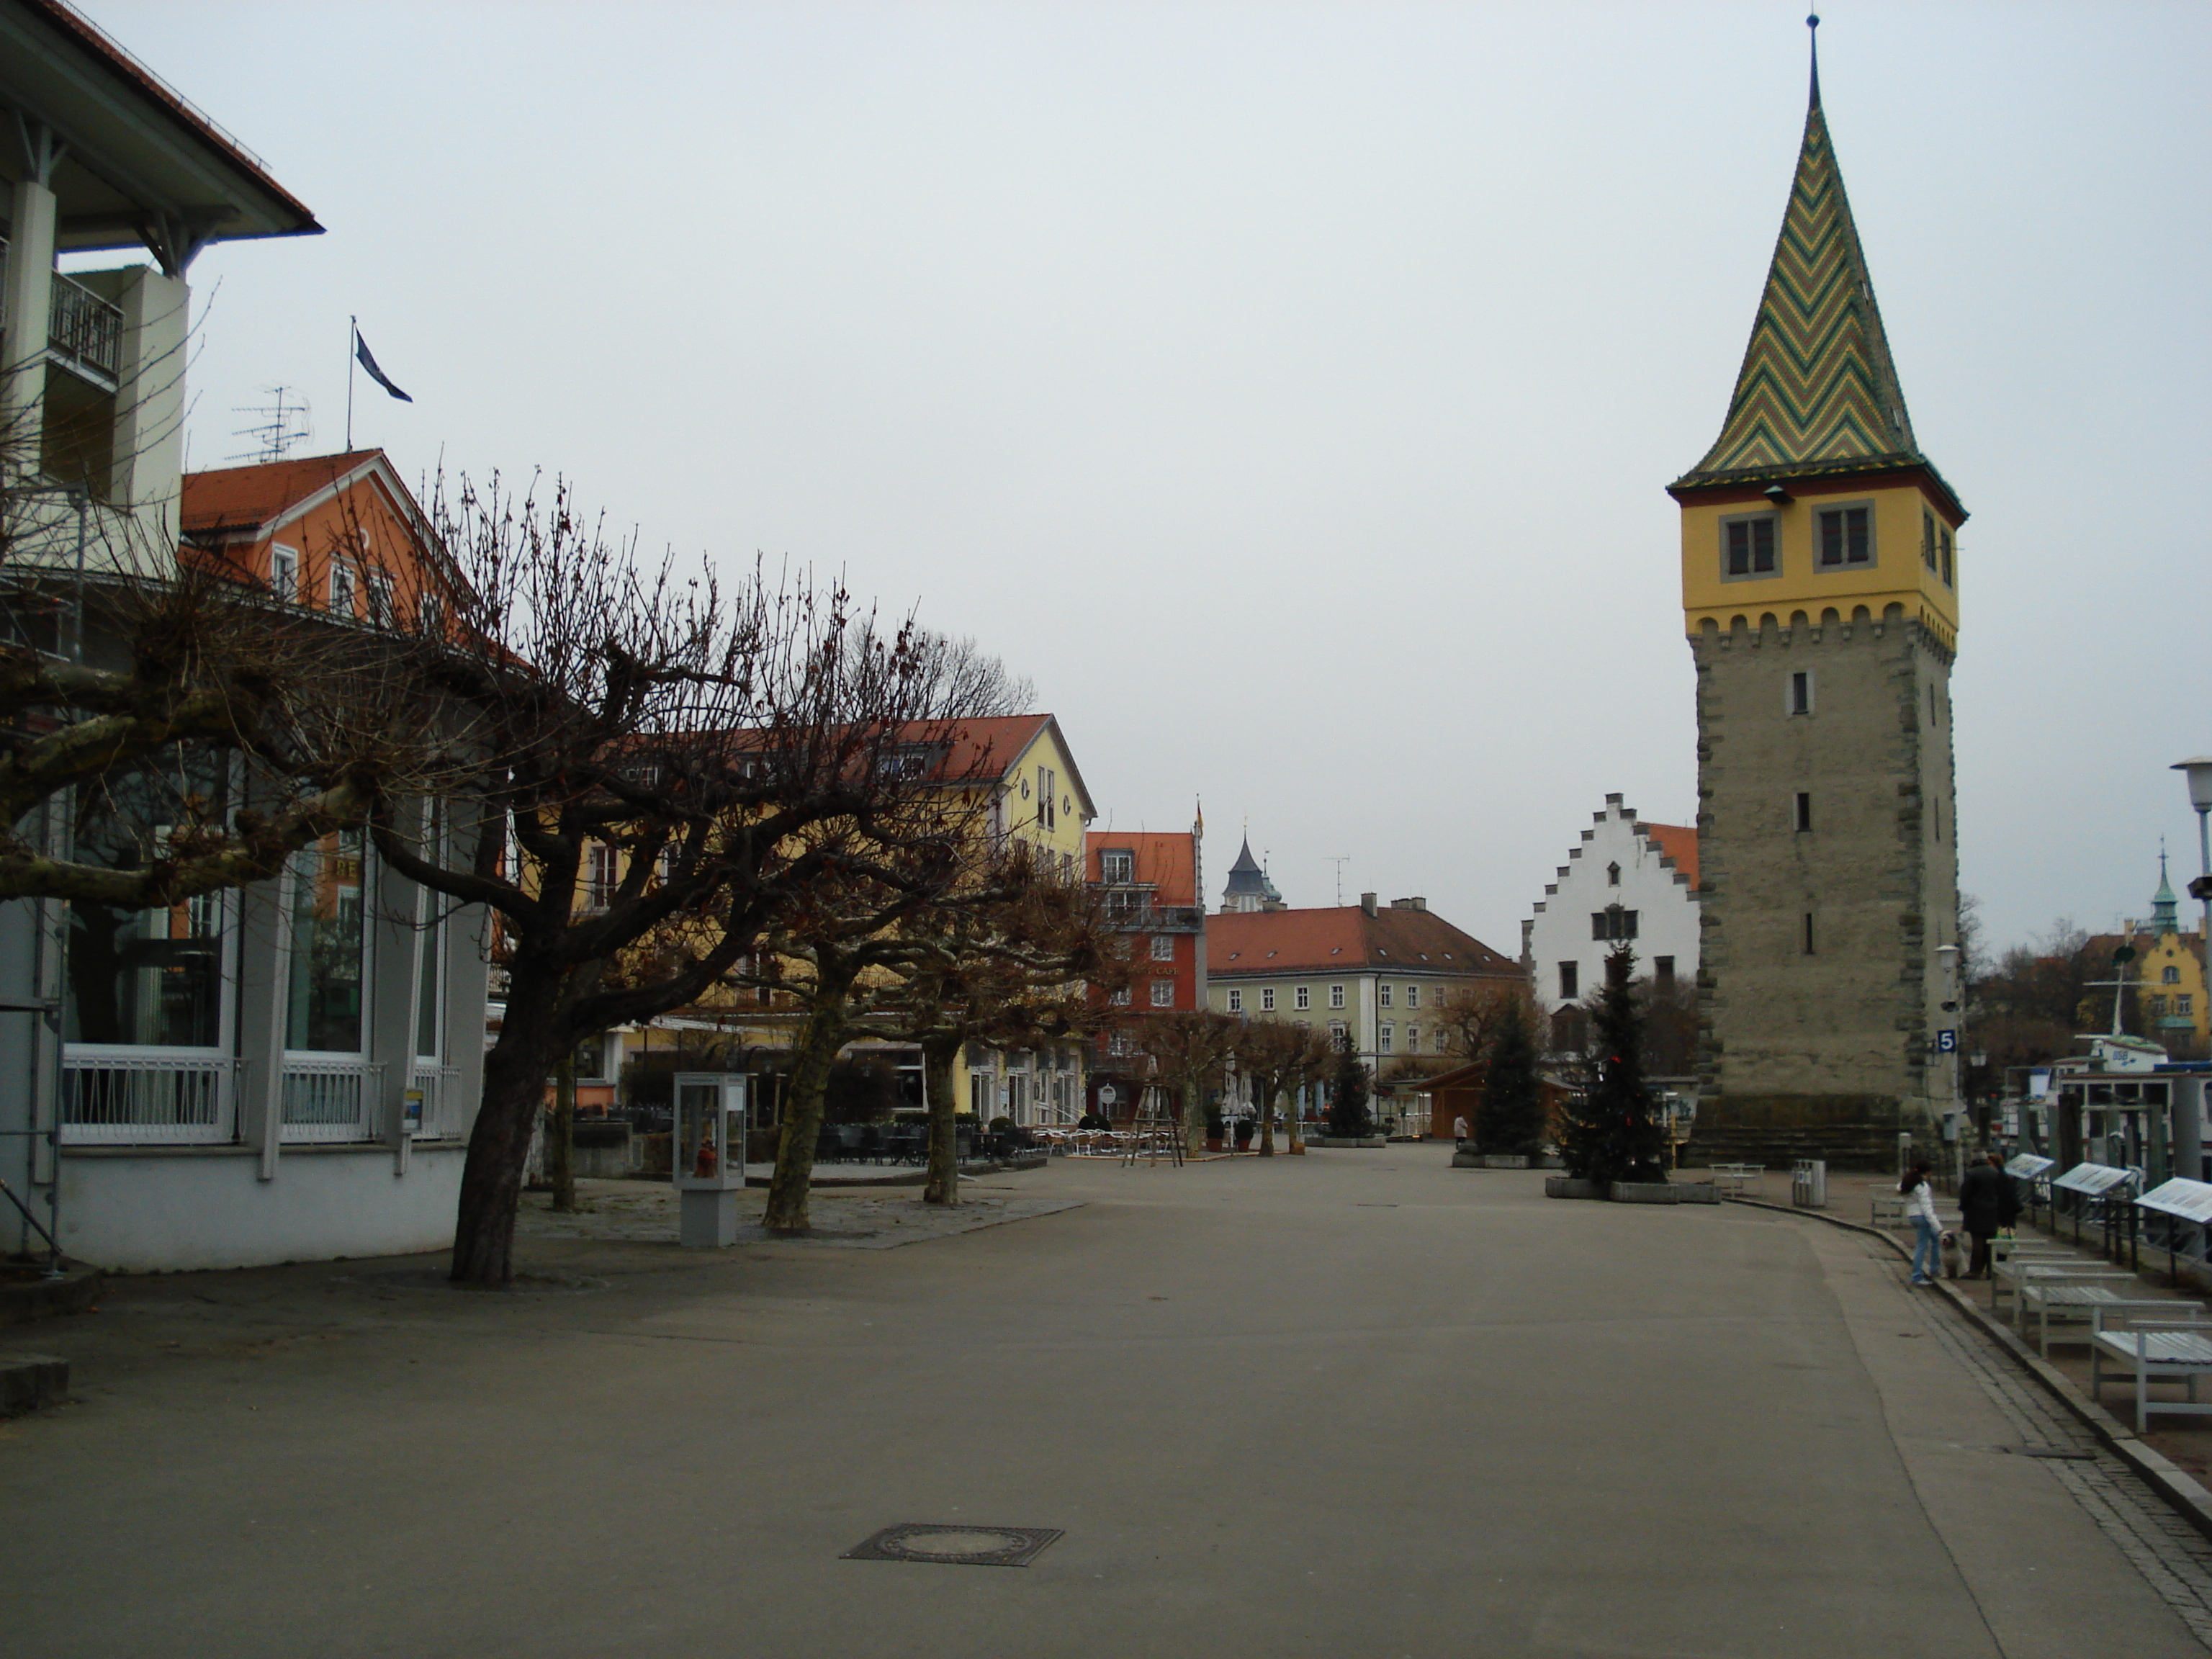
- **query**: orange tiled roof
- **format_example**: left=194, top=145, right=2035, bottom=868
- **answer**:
left=180, top=451, right=383, bottom=535
left=1638, top=822, right=1699, bottom=889
left=1085, top=831, right=1197, bottom=907
left=1208, top=905, right=1519, bottom=979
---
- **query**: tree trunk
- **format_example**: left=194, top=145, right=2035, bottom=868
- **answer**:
left=1288, top=1083, right=1305, bottom=1154
left=1257, top=1079, right=1276, bottom=1156
left=1182, top=1077, right=1205, bottom=1158
left=450, top=1025, right=560, bottom=1286
left=763, top=984, right=850, bottom=1233
left=549, top=1053, right=577, bottom=1213
left=921, top=1031, right=963, bottom=1207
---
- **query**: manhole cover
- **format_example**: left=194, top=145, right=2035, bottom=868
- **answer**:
left=842, top=1524, right=1063, bottom=1567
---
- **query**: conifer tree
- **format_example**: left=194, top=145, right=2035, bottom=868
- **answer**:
left=1325, top=1030, right=1372, bottom=1139
left=1557, top=944, right=1668, bottom=1182
left=1475, top=994, right=1546, bottom=1159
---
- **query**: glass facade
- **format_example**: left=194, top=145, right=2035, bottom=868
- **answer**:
left=65, top=762, right=228, bottom=1048
left=287, top=830, right=367, bottom=1052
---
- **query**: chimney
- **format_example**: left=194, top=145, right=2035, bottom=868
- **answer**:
left=1390, top=896, right=1426, bottom=911
left=1359, top=891, right=1377, bottom=917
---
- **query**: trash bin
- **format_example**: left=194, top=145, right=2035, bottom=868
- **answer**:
left=1791, top=1158, right=1827, bottom=1209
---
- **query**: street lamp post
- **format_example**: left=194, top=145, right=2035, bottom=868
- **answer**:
left=2174, top=757, right=2212, bottom=1055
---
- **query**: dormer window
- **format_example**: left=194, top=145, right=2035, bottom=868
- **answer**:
left=1100, top=850, right=1133, bottom=884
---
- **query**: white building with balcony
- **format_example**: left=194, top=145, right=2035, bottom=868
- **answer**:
left=0, top=1, right=490, bottom=1272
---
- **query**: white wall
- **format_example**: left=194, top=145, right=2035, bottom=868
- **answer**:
left=56, top=1144, right=467, bottom=1273
left=1527, top=795, right=1699, bottom=1013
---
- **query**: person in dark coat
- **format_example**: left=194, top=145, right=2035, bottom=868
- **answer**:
left=1956, top=1151, right=2018, bottom=1280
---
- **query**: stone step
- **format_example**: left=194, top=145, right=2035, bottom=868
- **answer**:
left=0, top=1352, right=68, bottom=1416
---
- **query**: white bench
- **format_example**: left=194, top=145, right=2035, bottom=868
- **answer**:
left=2091, top=1313, right=2212, bottom=1433
left=1712, top=1164, right=1764, bottom=1200
left=2019, top=1280, right=2197, bottom=1359
left=1992, top=1259, right=2130, bottom=1324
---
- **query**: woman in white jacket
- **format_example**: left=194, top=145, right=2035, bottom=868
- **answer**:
left=1901, top=1162, right=1942, bottom=1285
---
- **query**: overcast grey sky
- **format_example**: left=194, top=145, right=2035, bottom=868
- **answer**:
left=78, top=0, right=2212, bottom=958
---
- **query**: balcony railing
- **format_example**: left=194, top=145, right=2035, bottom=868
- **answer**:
left=0, top=240, right=127, bottom=389
left=281, top=1059, right=385, bottom=1144
left=406, top=1064, right=466, bottom=1140
left=61, top=1053, right=237, bottom=1145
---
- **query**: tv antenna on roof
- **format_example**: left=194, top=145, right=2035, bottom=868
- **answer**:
left=230, top=385, right=312, bottom=463
left=1326, top=856, right=1349, bottom=907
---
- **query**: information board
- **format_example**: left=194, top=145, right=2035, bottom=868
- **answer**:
left=2003, top=1154, right=2055, bottom=1180
left=2051, top=1161, right=2134, bottom=1197
left=2137, top=1179, right=2212, bottom=1226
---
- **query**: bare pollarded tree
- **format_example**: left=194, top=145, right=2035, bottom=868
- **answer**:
left=369, top=475, right=1020, bottom=1285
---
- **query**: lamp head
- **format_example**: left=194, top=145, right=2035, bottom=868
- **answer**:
left=2175, top=756, right=2212, bottom=814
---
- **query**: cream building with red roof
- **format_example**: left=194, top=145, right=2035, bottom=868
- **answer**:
left=1205, top=894, right=1521, bottom=1076
left=1524, top=793, right=1701, bottom=1017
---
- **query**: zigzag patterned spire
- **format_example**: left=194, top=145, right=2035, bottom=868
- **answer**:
left=1676, top=98, right=1923, bottom=487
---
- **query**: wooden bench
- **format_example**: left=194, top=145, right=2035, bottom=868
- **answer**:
left=2019, top=1280, right=2198, bottom=1359
left=2092, top=1313, right=2212, bottom=1433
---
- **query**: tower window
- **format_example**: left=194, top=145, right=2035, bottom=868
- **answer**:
left=1922, top=511, right=1938, bottom=572
left=1788, top=670, right=1812, bottom=716
left=1722, top=514, right=1779, bottom=580
left=1794, top=792, right=1812, bottom=832
left=1817, top=505, right=1872, bottom=567
left=1940, top=527, right=1954, bottom=587
left=1803, top=912, right=1816, bottom=954
left=1607, top=861, right=1621, bottom=886
left=1559, top=962, right=1579, bottom=999
left=1655, top=956, right=1676, bottom=986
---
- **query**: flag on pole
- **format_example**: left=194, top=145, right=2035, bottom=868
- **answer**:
left=353, top=328, right=413, bottom=403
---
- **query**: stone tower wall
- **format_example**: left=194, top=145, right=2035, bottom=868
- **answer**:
left=1689, top=604, right=1959, bottom=1165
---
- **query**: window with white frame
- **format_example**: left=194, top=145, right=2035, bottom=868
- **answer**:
left=328, top=559, right=357, bottom=616
left=1037, top=766, right=1056, bottom=830
left=1406, top=1025, right=1419, bottom=1053
left=1406, top=984, right=1419, bottom=1010
left=1330, top=984, right=1345, bottom=1009
left=1151, top=935, right=1174, bottom=961
left=1101, top=849, right=1133, bottom=883
left=1110, top=986, right=1131, bottom=1007
left=1378, top=1025, right=1393, bottom=1053
left=1379, top=983, right=1393, bottom=1008
left=1151, top=979, right=1175, bottom=1008
left=1295, top=985, right=1310, bottom=1010
left=270, top=544, right=299, bottom=602
left=1226, top=989, right=1243, bottom=1012
left=585, top=843, right=619, bottom=909
left=418, top=590, right=445, bottom=637
left=366, top=567, right=396, bottom=626
left=1261, top=987, right=1275, bottom=1012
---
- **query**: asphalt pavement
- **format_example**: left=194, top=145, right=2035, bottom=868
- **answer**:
left=3, top=1146, right=2206, bottom=1658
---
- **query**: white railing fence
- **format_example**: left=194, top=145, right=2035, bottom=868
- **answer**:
left=406, top=1064, right=466, bottom=1140
left=280, top=1059, right=384, bottom=1143
left=61, top=1053, right=236, bottom=1144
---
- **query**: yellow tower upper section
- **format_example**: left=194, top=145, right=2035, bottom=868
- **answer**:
left=1669, top=35, right=1965, bottom=649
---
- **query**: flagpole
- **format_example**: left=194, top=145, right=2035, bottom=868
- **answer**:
left=345, top=315, right=356, bottom=450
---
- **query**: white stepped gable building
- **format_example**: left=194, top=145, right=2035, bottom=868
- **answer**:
left=1524, top=794, right=1700, bottom=1013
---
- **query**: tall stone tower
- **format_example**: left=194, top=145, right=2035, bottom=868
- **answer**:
left=1668, top=27, right=1966, bottom=1166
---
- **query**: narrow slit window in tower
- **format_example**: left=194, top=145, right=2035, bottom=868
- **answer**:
left=1794, top=792, right=1813, bottom=832
left=1803, top=913, right=1816, bottom=955
left=1789, top=670, right=1812, bottom=715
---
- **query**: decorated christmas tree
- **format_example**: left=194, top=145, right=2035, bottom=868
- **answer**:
left=1325, top=1030, right=1373, bottom=1139
left=1475, top=994, right=1546, bottom=1159
left=1557, top=944, right=1668, bottom=1183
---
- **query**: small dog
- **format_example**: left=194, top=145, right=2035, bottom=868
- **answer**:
left=1938, top=1230, right=1965, bottom=1280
